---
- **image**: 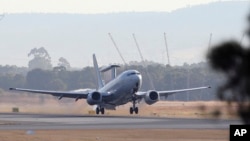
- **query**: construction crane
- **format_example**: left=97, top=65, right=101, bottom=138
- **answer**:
left=240, top=32, right=245, bottom=45
left=208, top=33, right=213, bottom=49
left=132, top=33, right=155, bottom=90
left=200, top=33, right=213, bottom=100
left=132, top=33, right=145, bottom=65
left=108, top=33, right=127, bottom=65
left=164, top=32, right=171, bottom=66
left=163, top=33, right=174, bottom=100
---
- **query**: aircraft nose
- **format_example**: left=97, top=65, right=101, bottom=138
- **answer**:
left=136, top=73, right=142, bottom=88
left=137, top=73, right=142, bottom=81
left=131, top=73, right=142, bottom=93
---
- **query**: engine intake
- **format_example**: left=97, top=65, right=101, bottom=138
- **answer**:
left=144, top=90, right=159, bottom=105
left=87, top=91, right=102, bottom=105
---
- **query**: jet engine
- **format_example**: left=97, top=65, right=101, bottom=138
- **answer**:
left=87, top=91, right=102, bottom=105
left=144, top=90, right=159, bottom=105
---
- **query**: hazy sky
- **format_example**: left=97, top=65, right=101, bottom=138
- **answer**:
left=0, top=0, right=227, bottom=14
left=0, top=0, right=248, bottom=68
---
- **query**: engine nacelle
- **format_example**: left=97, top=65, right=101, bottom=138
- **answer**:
left=87, top=91, right=102, bottom=105
left=144, top=90, right=159, bottom=105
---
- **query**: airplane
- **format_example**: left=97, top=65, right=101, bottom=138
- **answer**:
left=9, top=54, right=210, bottom=115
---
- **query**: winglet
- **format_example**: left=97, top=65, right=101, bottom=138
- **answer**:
left=93, top=54, right=104, bottom=89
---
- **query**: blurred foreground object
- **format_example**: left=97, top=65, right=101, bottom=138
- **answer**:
left=207, top=39, right=250, bottom=124
left=207, top=12, right=250, bottom=124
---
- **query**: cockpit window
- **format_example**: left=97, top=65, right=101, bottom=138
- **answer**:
left=127, top=72, right=140, bottom=76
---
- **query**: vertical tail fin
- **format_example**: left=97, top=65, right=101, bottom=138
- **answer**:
left=93, top=54, right=104, bottom=89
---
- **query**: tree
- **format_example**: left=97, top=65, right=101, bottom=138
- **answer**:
left=26, top=69, right=54, bottom=89
left=0, top=73, right=25, bottom=90
left=28, top=47, right=52, bottom=70
left=47, top=79, right=67, bottom=91
left=207, top=14, right=250, bottom=124
left=58, top=57, right=71, bottom=70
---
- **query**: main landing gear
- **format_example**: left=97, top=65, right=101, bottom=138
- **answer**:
left=130, top=96, right=139, bottom=114
left=130, top=107, right=138, bottom=114
left=96, top=106, right=105, bottom=115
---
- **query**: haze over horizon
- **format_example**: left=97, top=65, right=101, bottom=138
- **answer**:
left=0, top=0, right=231, bottom=14
left=0, top=1, right=249, bottom=68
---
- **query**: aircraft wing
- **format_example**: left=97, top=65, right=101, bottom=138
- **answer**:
left=9, top=88, right=92, bottom=99
left=157, top=86, right=211, bottom=97
left=135, top=86, right=211, bottom=98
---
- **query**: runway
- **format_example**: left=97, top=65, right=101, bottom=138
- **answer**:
left=0, top=113, right=242, bottom=130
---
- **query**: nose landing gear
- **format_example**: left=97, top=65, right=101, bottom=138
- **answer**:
left=130, top=96, right=139, bottom=114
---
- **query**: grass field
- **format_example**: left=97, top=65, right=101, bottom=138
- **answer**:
left=0, top=97, right=238, bottom=119
left=0, top=93, right=237, bottom=141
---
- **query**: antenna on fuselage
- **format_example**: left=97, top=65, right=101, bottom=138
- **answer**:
left=163, top=33, right=174, bottom=100
left=132, top=33, right=155, bottom=90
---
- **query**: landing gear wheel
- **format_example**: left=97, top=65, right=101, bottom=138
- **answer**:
left=130, top=95, right=139, bottom=114
left=100, top=107, right=105, bottom=115
left=130, top=107, right=133, bottom=114
left=96, top=106, right=105, bottom=115
left=134, top=107, right=139, bottom=114
left=129, top=107, right=139, bottom=114
left=96, top=107, right=100, bottom=115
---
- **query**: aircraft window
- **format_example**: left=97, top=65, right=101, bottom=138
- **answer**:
left=127, top=73, right=135, bottom=76
left=127, top=72, right=140, bottom=76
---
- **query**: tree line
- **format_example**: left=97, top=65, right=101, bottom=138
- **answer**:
left=0, top=61, right=223, bottom=101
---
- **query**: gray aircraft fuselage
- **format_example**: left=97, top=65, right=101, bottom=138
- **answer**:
left=98, top=70, right=142, bottom=109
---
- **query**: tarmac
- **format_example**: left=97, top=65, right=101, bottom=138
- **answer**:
left=0, top=113, right=242, bottom=130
